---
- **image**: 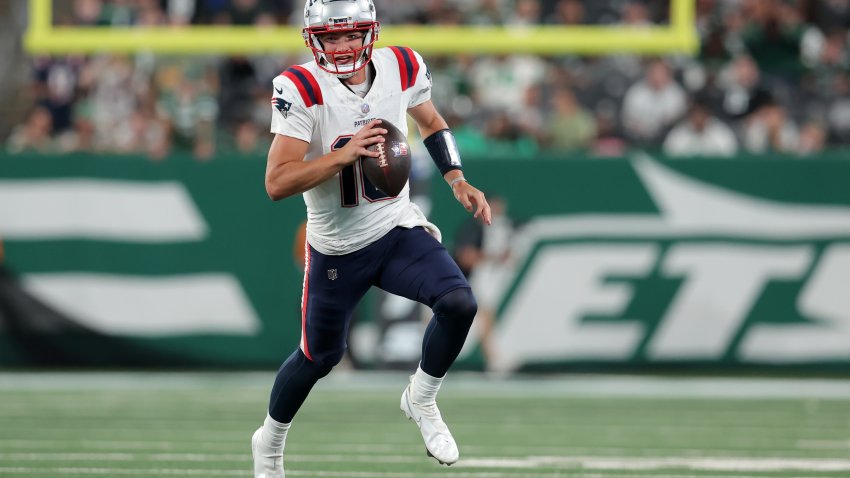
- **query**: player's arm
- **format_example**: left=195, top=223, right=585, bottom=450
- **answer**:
left=408, top=100, right=491, bottom=225
left=265, top=121, right=386, bottom=201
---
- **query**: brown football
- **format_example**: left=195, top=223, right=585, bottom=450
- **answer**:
left=360, top=119, right=411, bottom=197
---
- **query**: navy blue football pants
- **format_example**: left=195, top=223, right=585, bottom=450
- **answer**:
left=268, top=226, right=477, bottom=423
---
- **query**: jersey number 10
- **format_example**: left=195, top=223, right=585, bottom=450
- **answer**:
left=333, top=136, right=393, bottom=207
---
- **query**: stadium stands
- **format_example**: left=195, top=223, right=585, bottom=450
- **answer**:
left=4, top=0, right=850, bottom=160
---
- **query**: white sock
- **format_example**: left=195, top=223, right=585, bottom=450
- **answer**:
left=411, top=365, right=444, bottom=405
left=261, top=414, right=291, bottom=450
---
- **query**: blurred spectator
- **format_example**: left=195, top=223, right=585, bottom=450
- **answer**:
left=233, top=121, right=263, bottom=155
left=802, top=25, right=850, bottom=100
left=426, top=56, right=476, bottom=122
left=406, top=0, right=464, bottom=26
left=802, top=26, right=850, bottom=70
left=695, top=0, right=740, bottom=74
left=84, top=56, right=139, bottom=151
left=156, top=67, right=219, bottom=160
left=225, top=0, right=271, bottom=25
left=516, top=84, right=547, bottom=145
left=620, top=0, right=653, bottom=27
left=467, top=0, right=507, bottom=25
left=797, top=120, right=827, bottom=156
left=621, top=59, right=687, bottom=144
left=740, top=0, right=806, bottom=81
left=545, top=0, right=585, bottom=25
left=592, top=108, right=628, bottom=157
left=716, top=55, right=772, bottom=119
left=7, top=0, right=850, bottom=159
left=663, top=97, right=738, bottom=158
left=470, top=55, right=547, bottom=115
left=166, top=0, right=196, bottom=25
left=73, top=0, right=105, bottom=26
left=804, top=0, right=850, bottom=29
left=61, top=111, right=97, bottom=153
left=6, top=107, right=55, bottom=154
left=218, top=56, right=262, bottom=129
left=507, top=0, right=542, bottom=27
left=826, top=74, right=850, bottom=144
left=31, top=57, right=83, bottom=135
left=546, top=87, right=596, bottom=152
left=743, top=99, right=799, bottom=154
left=481, top=111, right=539, bottom=158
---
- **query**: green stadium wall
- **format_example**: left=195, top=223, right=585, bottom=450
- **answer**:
left=1, top=153, right=850, bottom=372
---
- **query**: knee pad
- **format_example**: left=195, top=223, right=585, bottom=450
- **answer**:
left=305, top=348, right=345, bottom=378
left=433, top=287, right=478, bottom=329
left=285, top=348, right=341, bottom=380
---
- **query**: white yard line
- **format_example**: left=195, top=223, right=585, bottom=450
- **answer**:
left=0, top=469, right=831, bottom=478
left=2, top=372, right=850, bottom=400
left=3, top=453, right=850, bottom=473
left=457, top=456, right=850, bottom=472
left=0, top=452, right=415, bottom=464
left=1, top=439, right=831, bottom=457
left=0, top=440, right=406, bottom=453
left=0, top=468, right=249, bottom=476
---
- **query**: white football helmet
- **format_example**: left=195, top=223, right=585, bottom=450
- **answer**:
left=302, top=0, right=381, bottom=78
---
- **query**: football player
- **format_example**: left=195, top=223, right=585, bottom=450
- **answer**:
left=252, top=1, right=491, bottom=476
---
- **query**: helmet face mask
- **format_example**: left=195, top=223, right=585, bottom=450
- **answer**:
left=303, top=0, right=380, bottom=78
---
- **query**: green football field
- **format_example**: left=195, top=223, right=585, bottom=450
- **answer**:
left=1, top=372, right=849, bottom=478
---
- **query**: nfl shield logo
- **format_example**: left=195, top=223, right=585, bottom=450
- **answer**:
left=392, top=142, right=408, bottom=157
left=327, top=269, right=338, bottom=280
left=361, top=103, right=370, bottom=114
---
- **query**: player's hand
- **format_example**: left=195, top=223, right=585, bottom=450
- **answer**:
left=452, top=180, right=491, bottom=225
left=337, top=120, right=388, bottom=165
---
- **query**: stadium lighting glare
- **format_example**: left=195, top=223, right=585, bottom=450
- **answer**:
left=24, top=0, right=698, bottom=55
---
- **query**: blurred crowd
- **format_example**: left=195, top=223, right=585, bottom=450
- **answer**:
left=5, top=0, right=850, bottom=160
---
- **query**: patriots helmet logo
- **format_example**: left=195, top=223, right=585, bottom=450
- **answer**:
left=271, top=97, right=293, bottom=118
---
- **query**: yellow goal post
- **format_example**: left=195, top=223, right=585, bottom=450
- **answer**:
left=24, top=0, right=697, bottom=56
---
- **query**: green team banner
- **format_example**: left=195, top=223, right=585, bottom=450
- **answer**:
left=1, top=153, right=849, bottom=371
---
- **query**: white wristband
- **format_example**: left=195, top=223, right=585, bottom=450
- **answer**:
left=449, top=176, right=467, bottom=189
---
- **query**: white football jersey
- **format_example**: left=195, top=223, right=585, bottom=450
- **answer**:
left=270, top=46, right=439, bottom=255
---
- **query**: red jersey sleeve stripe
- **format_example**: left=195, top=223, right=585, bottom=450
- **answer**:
left=291, top=65, right=324, bottom=105
left=389, top=46, right=411, bottom=91
left=282, top=67, right=323, bottom=107
left=400, top=47, right=419, bottom=89
left=282, top=69, right=312, bottom=106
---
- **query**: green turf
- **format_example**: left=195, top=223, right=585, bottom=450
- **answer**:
left=0, top=373, right=849, bottom=477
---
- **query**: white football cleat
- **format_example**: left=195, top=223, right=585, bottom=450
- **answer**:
left=252, top=427, right=285, bottom=478
left=400, top=379, right=459, bottom=465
